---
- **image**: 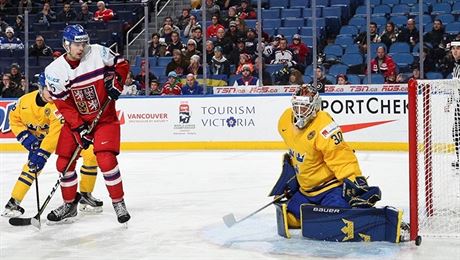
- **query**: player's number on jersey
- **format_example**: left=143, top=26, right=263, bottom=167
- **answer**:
left=331, top=131, right=344, bottom=145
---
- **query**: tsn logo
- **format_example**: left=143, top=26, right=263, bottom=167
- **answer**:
left=313, top=207, right=341, bottom=213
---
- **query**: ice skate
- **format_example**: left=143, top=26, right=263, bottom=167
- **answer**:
left=399, top=222, right=411, bottom=242
left=452, top=160, right=459, bottom=169
left=79, top=192, right=103, bottom=213
left=1, top=198, right=25, bottom=218
left=113, top=199, right=130, bottom=225
left=47, top=193, right=81, bottom=225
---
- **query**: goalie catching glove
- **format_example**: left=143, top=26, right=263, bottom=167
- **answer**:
left=342, top=176, right=381, bottom=208
left=269, top=153, right=299, bottom=199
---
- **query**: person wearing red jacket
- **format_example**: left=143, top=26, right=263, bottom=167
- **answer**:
left=93, top=1, right=114, bottom=22
left=288, top=34, right=310, bottom=65
left=44, top=25, right=130, bottom=225
left=206, top=15, right=225, bottom=39
left=369, top=46, right=397, bottom=81
left=161, top=71, right=182, bottom=95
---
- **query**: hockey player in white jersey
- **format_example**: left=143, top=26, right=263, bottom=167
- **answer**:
left=44, top=24, right=130, bottom=224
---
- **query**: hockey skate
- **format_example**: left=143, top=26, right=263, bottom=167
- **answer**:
left=112, top=199, right=130, bottom=225
left=400, top=222, right=411, bottom=242
left=79, top=192, right=103, bottom=213
left=47, top=193, right=81, bottom=225
left=452, top=160, right=459, bottom=169
left=1, top=198, right=25, bottom=218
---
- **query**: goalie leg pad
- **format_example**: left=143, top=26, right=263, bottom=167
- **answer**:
left=274, top=202, right=291, bottom=238
left=300, top=204, right=403, bottom=243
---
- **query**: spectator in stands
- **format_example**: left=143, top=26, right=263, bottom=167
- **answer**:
left=182, top=73, right=204, bottom=95
left=176, top=8, right=190, bottom=30
left=369, top=46, right=397, bottom=82
left=271, top=38, right=296, bottom=68
left=310, top=66, right=332, bottom=93
left=166, top=31, right=185, bottom=56
left=148, top=79, right=161, bottom=95
left=234, top=64, right=259, bottom=86
left=93, top=1, right=113, bottom=22
left=230, top=37, right=248, bottom=66
left=409, top=67, right=421, bottom=80
left=166, top=49, right=189, bottom=76
left=0, top=15, right=9, bottom=34
left=255, top=21, right=270, bottom=43
left=36, top=2, right=56, bottom=25
left=380, top=22, right=399, bottom=49
left=29, top=35, right=53, bottom=56
left=183, top=15, right=200, bottom=38
left=355, top=22, right=381, bottom=54
left=76, top=2, right=93, bottom=22
left=223, top=6, right=238, bottom=28
left=19, top=76, right=27, bottom=92
left=237, top=0, right=256, bottom=20
left=57, top=2, right=77, bottom=23
left=289, top=34, right=310, bottom=65
left=12, top=15, right=24, bottom=33
left=191, top=26, right=203, bottom=51
left=148, top=32, right=167, bottom=57
left=0, top=27, right=24, bottom=50
left=161, top=71, right=182, bottom=95
left=236, top=19, right=248, bottom=38
left=205, top=40, right=215, bottom=64
left=121, top=71, right=141, bottom=96
left=254, top=57, right=272, bottom=86
left=17, top=0, right=32, bottom=16
left=0, top=0, right=13, bottom=17
left=225, top=20, right=239, bottom=45
left=214, top=27, right=232, bottom=56
left=244, top=28, right=257, bottom=55
left=158, top=16, right=181, bottom=36
left=207, top=15, right=224, bottom=39
left=188, top=54, right=203, bottom=75
left=224, top=0, right=241, bottom=10
left=183, top=39, right=201, bottom=61
left=161, top=25, right=174, bottom=44
left=205, top=0, right=220, bottom=18
left=210, top=46, right=230, bottom=77
left=235, top=53, right=254, bottom=74
left=289, top=69, right=304, bottom=85
left=424, top=19, right=450, bottom=63
left=395, top=73, right=407, bottom=83
left=264, top=35, right=282, bottom=63
left=1, top=73, right=24, bottom=98
left=412, top=46, right=436, bottom=74
left=336, top=74, right=349, bottom=85
left=9, top=63, right=22, bottom=86
left=135, top=59, right=158, bottom=90
left=397, top=18, right=419, bottom=47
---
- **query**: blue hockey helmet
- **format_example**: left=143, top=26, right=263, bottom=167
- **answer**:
left=62, top=24, right=89, bottom=51
left=38, top=72, right=46, bottom=88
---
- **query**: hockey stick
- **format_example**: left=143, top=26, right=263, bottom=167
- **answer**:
left=32, top=169, right=41, bottom=229
left=223, top=193, right=287, bottom=228
left=9, top=98, right=112, bottom=227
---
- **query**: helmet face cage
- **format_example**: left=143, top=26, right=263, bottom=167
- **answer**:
left=62, top=24, right=90, bottom=53
left=291, top=85, right=321, bottom=129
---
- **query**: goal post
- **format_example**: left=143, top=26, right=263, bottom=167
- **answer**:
left=408, top=78, right=460, bottom=240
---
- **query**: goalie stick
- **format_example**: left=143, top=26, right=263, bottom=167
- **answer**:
left=9, top=98, right=112, bottom=228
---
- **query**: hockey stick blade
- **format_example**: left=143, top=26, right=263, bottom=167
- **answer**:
left=30, top=216, right=41, bottom=230
left=222, top=213, right=237, bottom=228
left=9, top=217, right=32, bottom=226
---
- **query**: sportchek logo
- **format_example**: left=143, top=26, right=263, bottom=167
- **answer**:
left=340, top=120, right=396, bottom=133
left=0, top=101, right=16, bottom=138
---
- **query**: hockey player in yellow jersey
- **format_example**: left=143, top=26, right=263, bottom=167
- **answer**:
left=272, top=84, right=381, bottom=228
left=1, top=74, right=103, bottom=218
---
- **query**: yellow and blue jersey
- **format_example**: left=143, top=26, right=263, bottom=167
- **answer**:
left=278, top=108, right=362, bottom=196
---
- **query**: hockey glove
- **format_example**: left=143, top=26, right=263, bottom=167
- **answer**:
left=72, top=124, right=93, bottom=149
left=269, top=153, right=299, bottom=200
left=342, top=176, right=381, bottom=208
left=104, top=71, right=122, bottom=100
left=16, top=130, right=40, bottom=152
left=28, top=148, right=51, bottom=173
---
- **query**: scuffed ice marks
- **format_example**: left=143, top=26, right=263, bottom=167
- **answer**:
left=201, top=214, right=407, bottom=259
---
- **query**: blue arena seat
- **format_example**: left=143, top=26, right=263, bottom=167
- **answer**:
left=391, top=52, right=414, bottom=72
left=347, top=74, right=361, bottom=84
left=157, top=57, right=173, bottom=67
left=341, top=53, right=363, bottom=67
left=348, top=16, right=366, bottom=28
left=290, top=0, right=309, bottom=8
left=281, top=8, right=303, bottom=18
left=446, top=22, right=460, bottom=34
left=381, top=0, right=399, bottom=6
left=453, top=2, right=460, bottom=15
left=263, top=19, right=282, bottom=29
left=315, top=0, right=329, bottom=7
left=283, top=18, right=305, bottom=27
left=328, top=64, right=348, bottom=76
left=324, top=44, right=343, bottom=57
left=151, top=66, right=166, bottom=77
left=391, top=4, right=410, bottom=15
left=262, top=9, right=280, bottom=19
left=265, top=64, right=285, bottom=75
left=363, top=74, right=385, bottom=84
left=269, top=0, right=288, bottom=8
left=303, top=7, right=323, bottom=18
left=334, top=35, right=354, bottom=47
left=339, top=25, right=359, bottom=36
left=323, top=6, right=342, bottom=19
left=344, top=44, right=360, bottom=53
left=435, top=14, right=455, bottom=25
left=278, top=27, right=299, bottom=36
left=426, top=72, right=444, bottom=79
left=409, top=4, right=429, bottom=15
left=389, top=42, right=410, bottom=53
left=354, top=5, right=367, bottom=17
left=399, top=0, right=416, bottom=4
left=373, top=4, right=392, bottom=15
left=431, top=3, right=452, bottom=15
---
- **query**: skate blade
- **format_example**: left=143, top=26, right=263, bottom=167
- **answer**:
left=46, top=216, right=78, bottom=226
left=1, top=210, right=24, bottom=218
left=79, top=204, right=103, bottom=214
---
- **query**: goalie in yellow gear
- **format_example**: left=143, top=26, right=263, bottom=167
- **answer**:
left=1, top=73, right=102, bottom=218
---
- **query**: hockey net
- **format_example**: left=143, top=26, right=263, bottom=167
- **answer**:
left=408, top=78, right=460, bottom=239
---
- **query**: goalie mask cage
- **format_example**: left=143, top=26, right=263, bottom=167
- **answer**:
left=408, top=78, right=460, bottom=240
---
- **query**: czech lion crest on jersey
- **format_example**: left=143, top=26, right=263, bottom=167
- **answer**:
left=71, top=85, right=100, bottom=114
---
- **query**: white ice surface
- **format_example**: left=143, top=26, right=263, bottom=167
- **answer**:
left=1, top=151, right=459, bottom=260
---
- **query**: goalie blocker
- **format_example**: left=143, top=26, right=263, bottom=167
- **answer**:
left=275, top=203, right=406, bottom=243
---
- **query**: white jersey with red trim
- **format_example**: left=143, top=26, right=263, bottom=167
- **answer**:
left=44, top=44, right=127, bottom=129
